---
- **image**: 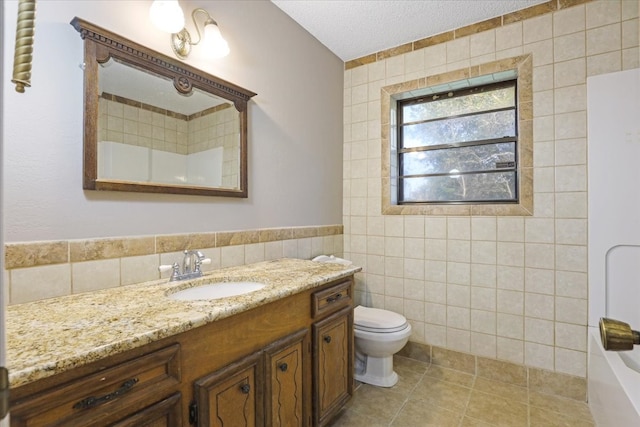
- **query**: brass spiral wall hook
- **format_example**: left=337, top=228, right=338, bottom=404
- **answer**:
left=11, top=0, right=37, bottom=93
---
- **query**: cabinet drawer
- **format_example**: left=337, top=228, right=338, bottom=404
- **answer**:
left=11, top=344, right=181, bottom=426
left=312, top=280, right=352, bottom=318
left=111, top=392, right=182, bottom=427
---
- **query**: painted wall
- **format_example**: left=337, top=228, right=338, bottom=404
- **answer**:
left=343, top=0, right=640, bottom=378
left=2, top=0, right=344, bottom=242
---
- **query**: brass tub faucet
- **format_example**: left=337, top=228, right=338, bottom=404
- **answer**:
left=599, top=317, right=640, bottom=351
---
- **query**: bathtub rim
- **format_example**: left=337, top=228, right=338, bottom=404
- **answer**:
left=588, top=327, right=640, bottom=424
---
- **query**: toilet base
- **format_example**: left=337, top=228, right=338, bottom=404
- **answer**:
left=354, top=354, right=399, bottom=387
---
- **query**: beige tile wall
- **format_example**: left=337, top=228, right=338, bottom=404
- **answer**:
left=99, top=97, right=238, bottom=156
left=343, top=0, right=639, bottom=378
left=4, top=225, right=343, bottom=305
left=98, top=96, right=189, bottom=154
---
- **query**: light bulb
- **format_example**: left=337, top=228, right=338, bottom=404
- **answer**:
left=149, top=0, right=185, bottom=33
left=202, top=22, right=230, bottom=58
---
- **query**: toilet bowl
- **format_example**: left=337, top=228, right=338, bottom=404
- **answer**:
left=353, top=305, right=412, bottom=387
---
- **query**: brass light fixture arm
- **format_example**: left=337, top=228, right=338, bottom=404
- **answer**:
left=171, top=8, right=216, bottom=59
left=189, top=8, right=216, bottom=47
left=11, top=0, right=37, bottom=93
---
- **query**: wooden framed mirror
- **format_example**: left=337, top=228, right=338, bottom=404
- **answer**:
left=71, top=17, right=256, bottom=197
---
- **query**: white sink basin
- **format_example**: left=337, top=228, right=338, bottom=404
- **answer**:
left=168, top=281, right=266, bottom=301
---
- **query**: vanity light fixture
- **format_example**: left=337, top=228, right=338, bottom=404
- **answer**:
left=149, top=1, right=229, bottom=60
left=149, top=0, right=184, bottom=33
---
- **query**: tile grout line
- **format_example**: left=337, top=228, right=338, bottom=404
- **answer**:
left=456, top=372, right=477, bottom=427
left=527, top=365, right=531, bottom=427
left=386, top=361, right=431, bottom=426
left=527, top=378, right=531, bottom=427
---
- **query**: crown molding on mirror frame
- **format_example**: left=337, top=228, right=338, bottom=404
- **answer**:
left=71, top=17, right=257, bottom=198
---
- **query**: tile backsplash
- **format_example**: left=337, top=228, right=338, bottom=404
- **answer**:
left=4, top=225, right=343, bottom=305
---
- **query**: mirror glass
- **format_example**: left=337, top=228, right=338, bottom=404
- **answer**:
left=98, top=59, right=241, bottom=189
left=72, top=17, right=256, bottom=197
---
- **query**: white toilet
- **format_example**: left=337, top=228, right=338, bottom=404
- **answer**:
left=353, top=305, right=412, bottom=387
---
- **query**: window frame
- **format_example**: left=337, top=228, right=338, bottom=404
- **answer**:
left=381, top=54, right=533, bottom=217
left=396, top=79, right=519, bottom=205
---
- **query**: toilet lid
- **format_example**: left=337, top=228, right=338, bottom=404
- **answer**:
left=354, top=306, right=409, bottom=333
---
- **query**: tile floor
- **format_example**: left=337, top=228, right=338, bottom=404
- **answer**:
left=329, top=356, right=595, bottom=427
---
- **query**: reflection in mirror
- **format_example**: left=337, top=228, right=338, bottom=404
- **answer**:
left=98, top=59, right=241, bottom=189
left=71, top=17, right=256, bottom=197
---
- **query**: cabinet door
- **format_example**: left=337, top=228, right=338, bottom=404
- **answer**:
left=312, top=307, right=353, bottom=426
left=194, top=351, right=264, bottom=427
left=264, top=329, right=308, bottom=427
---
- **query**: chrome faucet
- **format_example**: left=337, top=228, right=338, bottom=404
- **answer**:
left=159, top=250, right=211, bottom=281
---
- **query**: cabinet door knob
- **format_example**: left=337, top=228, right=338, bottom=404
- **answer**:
left=240, top=383, right=251, bottom=394
left=324, top=335, right=332, bottom=344
left=279, top=363, right=288, bottom=372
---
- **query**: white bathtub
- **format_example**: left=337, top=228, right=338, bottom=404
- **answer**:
left=587, top=69, right=640, bottom=427
left=588, top=328, right=640, bottom=426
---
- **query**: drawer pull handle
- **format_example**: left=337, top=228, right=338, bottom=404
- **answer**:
left=240, top=383, right=251, bottom=394
left=324, top=335, right=332, bottom=344
left=279, top=363, right=288, bottom=372
left=73, top=378, right=139, bottom=410
left=326, top=293, right=343, bottom=303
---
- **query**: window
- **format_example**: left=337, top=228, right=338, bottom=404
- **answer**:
left=382, top=55, right=533, bottom=216
left=397, top=80, right=518, bottom=204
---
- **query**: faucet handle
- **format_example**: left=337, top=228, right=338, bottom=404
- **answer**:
left=159, top=262, right=181, bottom=281
left=158, top=264, right=175, bottom=273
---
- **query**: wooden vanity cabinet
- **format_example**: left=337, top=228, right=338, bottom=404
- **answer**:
left=9, top=275, right=354, bottom=427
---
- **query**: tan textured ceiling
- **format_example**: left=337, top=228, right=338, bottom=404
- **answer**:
left=270, top=0, right=549, bottom=61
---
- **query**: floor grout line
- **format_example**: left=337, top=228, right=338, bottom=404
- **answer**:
left=527, top=382, right=531, bottom=427
left=387, top=361, right=430, bottom=426
left=457, top=373, right=477, bottom=427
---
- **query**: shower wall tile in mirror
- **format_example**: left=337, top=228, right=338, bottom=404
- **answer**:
left=99, top=94, right=240, bottom=188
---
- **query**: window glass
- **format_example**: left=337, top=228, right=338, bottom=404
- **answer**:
left=397, top=80, right=518, bottom=204
left=401, top=110, right=516, bottom=148
left=401, top=172, right=517, bottom=203
left=401, top=142, right=516, bottom=175
left=402, top=86, right=515, bottom=122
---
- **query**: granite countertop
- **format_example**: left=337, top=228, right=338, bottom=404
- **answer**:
left=6, top=258, right=361, bottom=388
